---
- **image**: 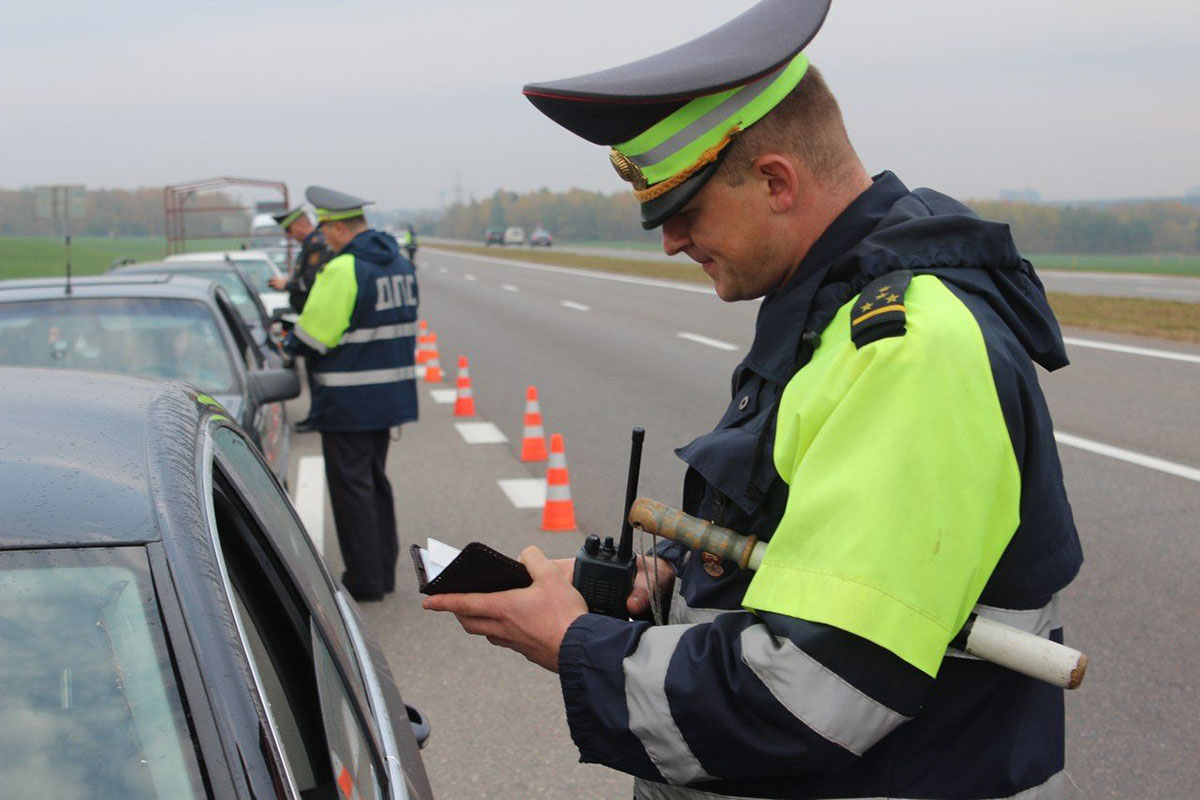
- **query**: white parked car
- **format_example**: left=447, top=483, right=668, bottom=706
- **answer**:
left=167, top=250, right=291, bottom=316
left=502, top=226, right=525, bottom=246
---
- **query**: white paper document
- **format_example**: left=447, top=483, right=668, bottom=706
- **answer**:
left=418, top=537, right=461, bottom=582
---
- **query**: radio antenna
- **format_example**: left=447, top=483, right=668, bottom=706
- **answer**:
left=617, top=427, right=644, bottom=563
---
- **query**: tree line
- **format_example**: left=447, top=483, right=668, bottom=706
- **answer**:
left=0, top=187, right=240, bottom=238
left=3, top=185, right=1198, bottom=255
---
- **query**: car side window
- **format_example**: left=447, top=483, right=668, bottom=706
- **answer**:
left=213, top=427, right=368, bottom=696
left=210, top=427, right=386, bottom=800
left=214, top=291, right=261, bottom=370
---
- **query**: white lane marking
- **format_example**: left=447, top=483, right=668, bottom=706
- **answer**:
left=438, top=267, right=449, bottom=274
left=498, top=478, right=547, bottom=509
left=427, top=248, right=715, bottom=295
left=429, top=389, right=458, bottom=404
left=293, top=456, right=326, bottom=553
left=677, top=331, right=739, bottom=351
left=1062, top=336, right=1200, bottom=365
left=501, top=283, right=519, bottom=292
left=1055, top=432, right=1200, bottom=484
left=464, top=273, right=477, bottom=282
left=561, top=300, right=591, bottom=311
left=455, top=422, right=508, bottom=444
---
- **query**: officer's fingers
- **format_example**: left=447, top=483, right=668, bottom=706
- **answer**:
left=550, top=557, right=575, bottom=581
left=627, top=587, right=649, bottom=615
left=520, top=546, right=562, bottom=583
left=423, top=592, right=506, bottom=618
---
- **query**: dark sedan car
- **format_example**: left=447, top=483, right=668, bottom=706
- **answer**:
left=110, top=259, right=282, bottom=361
left=0, top=369, right=433, bottom=799
left=0, top=274, right=297, bottom=482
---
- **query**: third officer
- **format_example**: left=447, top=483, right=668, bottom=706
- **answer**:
left=285, top=186, right=419, bottom=601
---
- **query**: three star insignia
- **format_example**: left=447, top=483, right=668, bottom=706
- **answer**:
left=874, top=285, right=892, bottom=300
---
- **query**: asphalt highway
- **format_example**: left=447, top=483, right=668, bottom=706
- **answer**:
left=289, top=246, right=1200, bottom=798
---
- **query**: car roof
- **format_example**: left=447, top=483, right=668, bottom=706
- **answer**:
left=167, top=249, right=273, bottom=262
left=0, top=273, right=222, bottom=303
left=112, top=260, right=245, bottom=277
left=0, top=368, right=210, bottom=548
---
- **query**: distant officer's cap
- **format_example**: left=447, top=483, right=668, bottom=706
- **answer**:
left=523, top=0, right=831, bottom=229
left=271, top=206, right=307, bottom=230
left=306, top=186, right=374, bottom=223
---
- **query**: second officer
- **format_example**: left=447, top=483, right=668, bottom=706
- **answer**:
left=285, top=185, right=419, bottom=601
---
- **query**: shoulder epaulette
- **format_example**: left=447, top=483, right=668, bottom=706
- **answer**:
left=850, top=269, right=913, bottom=349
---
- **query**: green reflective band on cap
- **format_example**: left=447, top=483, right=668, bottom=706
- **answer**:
left=316, top=207, right=366, bottom=223
left=616, top=53, right=810, bottom=186
left=279, top=208, right=305, bottom=229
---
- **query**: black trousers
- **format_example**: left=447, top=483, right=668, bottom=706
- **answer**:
left=321, top=429, right=398, bottom=594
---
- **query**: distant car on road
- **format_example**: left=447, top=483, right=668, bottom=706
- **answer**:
left=503, top=226, right=525, bottom=246
left=0, top=369, right=434, bottom=800
left=166, top=250, right=290, bottom=316
left=484, top=227, right=504, bottom=246
left=529, top=227, right=554, bottom=247
left=0, top=274, right=298, bottom=482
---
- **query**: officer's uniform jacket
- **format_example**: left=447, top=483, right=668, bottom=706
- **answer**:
left=558, top=173, right=1083, bottom=800
left=286, top=228, right=333, bottom=313
left=285, top=229, right=418, bottom=432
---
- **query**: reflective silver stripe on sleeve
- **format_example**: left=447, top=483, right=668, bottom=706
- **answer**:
left=667, top=581, right=728, bottom=625
left=294, top=324, right=328, bottom=354
left=948, top=594, right=1062, bottom=661
left=623, top=624, right=713, bottom=785
left=628, top=64, right=785, bottom=170
left=633, top=770, right=1066, bottom=800
left=339, top=322, right=418, bottom=345
left=738, top=625, right=910, bottom=756
left=311, top=366, right=416, bottom=387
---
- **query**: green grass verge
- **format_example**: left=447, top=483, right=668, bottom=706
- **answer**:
left=0, top=236, right=252, bottom=280
left=1027, top=253, right=1200, bottom=277
left=432, top=243, right=1200, bottom=344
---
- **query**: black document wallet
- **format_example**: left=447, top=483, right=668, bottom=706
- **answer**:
left=410, top=541, right=532, bottom=595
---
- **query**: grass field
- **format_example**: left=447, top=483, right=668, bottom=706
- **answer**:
left=433, top=243, right=1200, bottom=344
left=1025, top=253, right=1200, bottom=277
left=0, top=236, right=252, bottom=280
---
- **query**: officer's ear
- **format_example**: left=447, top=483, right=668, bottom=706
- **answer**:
left=752, top=154, right=800, bottom=215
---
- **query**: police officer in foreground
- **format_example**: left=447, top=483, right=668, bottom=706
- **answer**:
left=425, top=2, right=1083, bottom=798
left=285, top=186, right=418, bottom=602
left=269, top=205, right=333, bottom=313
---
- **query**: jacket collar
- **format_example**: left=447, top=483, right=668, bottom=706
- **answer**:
left=743, top=171, right=909, bottom=385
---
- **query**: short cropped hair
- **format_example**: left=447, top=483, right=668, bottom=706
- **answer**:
left=716, top=64, right=858, bottom=186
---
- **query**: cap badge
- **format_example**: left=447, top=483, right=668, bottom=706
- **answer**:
left=610, top=149, right=649, bottom=191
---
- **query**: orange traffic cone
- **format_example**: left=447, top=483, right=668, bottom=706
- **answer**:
left=424, top=334, right=443, bottom=383
left=415, top=320, right=432, bottom=364
left=542, top=433, right=576, bottom=531
left=454, top=356, right=476, bottom=416
left=520, top=386, right=548, bottom=461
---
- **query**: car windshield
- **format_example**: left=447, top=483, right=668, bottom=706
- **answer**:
left=0, top=547, right=206, bottom=799
left=0, top=297, right=239, bottom=393
left=230, top=258, right=275, bottom=291
left=184, top=269, right=261, bottom=324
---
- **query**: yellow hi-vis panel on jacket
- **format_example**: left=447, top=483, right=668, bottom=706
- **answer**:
left=742, top=275, right=1021, bottom=677
left=296, top=254, right=358, bottom=350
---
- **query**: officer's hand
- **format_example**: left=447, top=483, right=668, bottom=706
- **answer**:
left=628, top=555, right=676, bottom=617
left=269, top=276, right=288, bottom=290
left=423, top=546, right=587, bottom=673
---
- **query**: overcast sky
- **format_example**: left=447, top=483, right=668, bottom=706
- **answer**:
left=2, top=0, right=1198, bottom=208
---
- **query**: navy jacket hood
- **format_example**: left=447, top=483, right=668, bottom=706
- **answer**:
left=342, top=229, right=402, bottom=266
left=831, top=177, right=1070, bottom=371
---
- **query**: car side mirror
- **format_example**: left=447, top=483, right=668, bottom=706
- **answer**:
left=406, top=704, right=431, bottom=750
left=248, top=368, right=300, bottom=404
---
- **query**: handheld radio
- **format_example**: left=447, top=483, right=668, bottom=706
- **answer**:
left=572, top=427, right=643, bottom=618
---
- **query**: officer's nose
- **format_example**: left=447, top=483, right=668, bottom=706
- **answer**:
left=662, top=215, right=691, bottom=256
